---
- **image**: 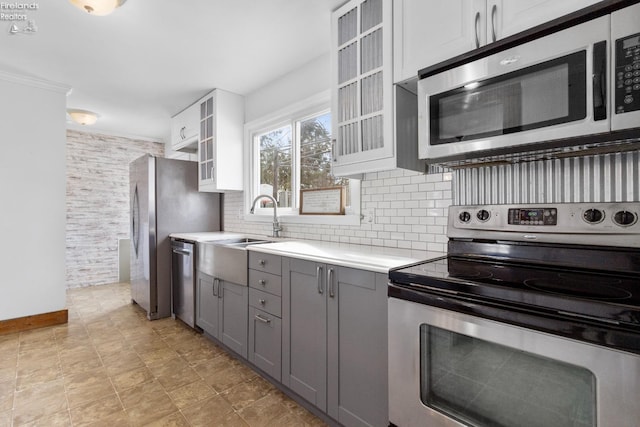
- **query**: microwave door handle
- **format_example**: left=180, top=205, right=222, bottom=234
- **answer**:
left=592, top=40, right=607, bottom=121
left=491, top=4, right=498, bottom=43
left=474, top=12, right=481, bottom=49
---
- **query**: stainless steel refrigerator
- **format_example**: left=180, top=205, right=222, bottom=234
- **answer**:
left=129, top=155, right=220, bottom=320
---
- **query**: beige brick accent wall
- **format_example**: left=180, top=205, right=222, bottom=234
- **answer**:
left=65, top=130, right=164, bottom=288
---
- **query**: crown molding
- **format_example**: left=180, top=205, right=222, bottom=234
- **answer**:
left=0, top=69, right=71, bottom=94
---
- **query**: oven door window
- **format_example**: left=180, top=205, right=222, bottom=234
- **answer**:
left=429, top=51, right=586, bottom=145
left=421, top=325, right=596, bottom=427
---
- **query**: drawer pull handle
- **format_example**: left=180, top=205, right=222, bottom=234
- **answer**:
left=258, top=259, right=266, bottom=266
left=255, top=314, right=271, bottom=324
left=316, top=265, right=324, bottom=294
left=258, top=279, right=266, bottom=286
left=328, top=268, right=335, bottom=298
left=259, top=299, right=266, bottom=305
left=213, top=278, right=219, bottom=297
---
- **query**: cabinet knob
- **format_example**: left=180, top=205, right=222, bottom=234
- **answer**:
left=258, top=259, right=266, bottom=266
left=258, top=279, right=266, bottom=286
left=259, top=299, right=266, bottom=305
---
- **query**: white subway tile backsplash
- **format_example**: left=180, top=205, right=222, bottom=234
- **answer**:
left=223, top=170, right=453, bottom=253
left=398, top=240, right=412, bottom=249
left=411, top=241, right=427, bottom=251
left=418, top=183, right=435, bottom=192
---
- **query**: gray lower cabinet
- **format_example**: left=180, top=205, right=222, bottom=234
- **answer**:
left=196, top=270, right=248, bottom=358
left=248, top=252, right=283, bottom=381
left=248, top=306, right=282, bottom=380
left=282, top=257, right=388, bottom=427
left=327, top=267, right=388, bottom=427
left=282, top=258, right=328, bottom=411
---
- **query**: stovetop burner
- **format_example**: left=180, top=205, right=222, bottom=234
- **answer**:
left=523, top=278, right=632, bottom=300
left=390, top=255, right=640, bottom=327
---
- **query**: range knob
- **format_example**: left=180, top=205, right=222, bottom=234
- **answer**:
left=583, top=208, right=604, bottom=224
left=476, top=209, right=490, bottom=222
left=459, top=211, right=471, bottom=223
left=613, top=210, right=637, bottom=226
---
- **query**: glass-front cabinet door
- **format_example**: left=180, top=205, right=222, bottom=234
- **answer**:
left=199, top=96, right=215, bottom=186
left=196, top=89, right=244, bottom=193
left=331, top=0, right=395, bottom=176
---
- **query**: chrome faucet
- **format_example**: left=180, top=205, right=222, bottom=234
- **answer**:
left=249, top=194, right=282, bottom=237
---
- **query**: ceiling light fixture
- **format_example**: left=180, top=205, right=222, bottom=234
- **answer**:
left=67, top=109, right=99, bottom=126
left=68, top=0, right=127, bottom=16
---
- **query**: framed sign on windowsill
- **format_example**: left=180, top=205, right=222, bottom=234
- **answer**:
left=299, top=186, right=345, bottom=215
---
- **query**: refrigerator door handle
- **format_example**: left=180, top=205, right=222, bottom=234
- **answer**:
left=171, top=248, right=191, bottom=256
left=132, top=185, right=140, bottom=257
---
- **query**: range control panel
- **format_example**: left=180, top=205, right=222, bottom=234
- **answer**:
left=615, top=32, right=640, bottom=114
left=449, top=203, right=640, bottom=248
left=508, top=208, right=557, bottom=226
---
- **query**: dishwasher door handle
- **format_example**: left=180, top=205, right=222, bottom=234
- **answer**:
left=172, top=248, right=191, bottom=256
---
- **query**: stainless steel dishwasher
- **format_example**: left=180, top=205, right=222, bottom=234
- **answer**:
left=171, top=238, right=196, bottom=328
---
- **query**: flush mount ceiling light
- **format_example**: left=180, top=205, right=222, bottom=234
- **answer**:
left=67, top=109, right=99, bottom=126
left=69, top=0, right=127, bottom=16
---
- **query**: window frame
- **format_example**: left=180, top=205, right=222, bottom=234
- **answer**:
left=244, top=90, right=361, bottom=226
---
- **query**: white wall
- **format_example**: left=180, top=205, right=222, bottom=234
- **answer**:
left=0, top=75, right=69, bottom=321
left=244, top=53, right=331, bottom=123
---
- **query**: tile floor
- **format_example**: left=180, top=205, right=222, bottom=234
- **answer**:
left=0, top=283, right=327, bottom=427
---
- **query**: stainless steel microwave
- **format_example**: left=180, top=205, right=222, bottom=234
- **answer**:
left=418, top=3, right=640, bottom=162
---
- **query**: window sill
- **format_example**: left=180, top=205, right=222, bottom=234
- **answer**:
left=242, top=212, right=361, bottom=227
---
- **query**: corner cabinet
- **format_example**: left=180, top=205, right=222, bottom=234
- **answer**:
left=282, top=257, right=388, bottom=427
left=197, top=89, right=244, bottom=192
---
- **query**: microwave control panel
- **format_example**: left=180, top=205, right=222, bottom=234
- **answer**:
left=615, top=32, right=640, bottom=114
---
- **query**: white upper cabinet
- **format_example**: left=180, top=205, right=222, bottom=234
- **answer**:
left=490, top=0, right=602, bottom=41
left=331, top=0, right=393, bottom=176
left=197, top=89, right=244, bottom=192
left=170, top=102, right=199, bottom=152
left=393, top=0, right=603, bottom=83
left=331, top=0, right=424, bottom=176
left=394, top=0, right=479, bottom=83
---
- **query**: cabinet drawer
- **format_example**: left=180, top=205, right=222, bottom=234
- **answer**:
left=248, top=269, right=282, bottom=297
left=248, top=252, right=281, bottom=276
left=249, top=288, right=282, bottom=317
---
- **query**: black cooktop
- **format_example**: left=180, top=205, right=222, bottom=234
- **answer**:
left=390, top=255, right=640, bottom=327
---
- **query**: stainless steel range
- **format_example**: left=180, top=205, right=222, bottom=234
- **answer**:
left=388, top=203, right=640, bottom=427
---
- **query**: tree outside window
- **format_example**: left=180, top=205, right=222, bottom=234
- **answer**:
left=256, top=111, right=349, bottom=211
left=258, top=125, right=292, bottom=208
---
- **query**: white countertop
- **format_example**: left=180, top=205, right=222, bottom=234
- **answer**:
left=171, top=232, right=444, bottom=273
left=248, top=240, right=444, bottom=273
left=169, top=231, right=252, bottom=242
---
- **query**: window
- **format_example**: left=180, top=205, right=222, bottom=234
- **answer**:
left=246, top=94, right=359, bottom=225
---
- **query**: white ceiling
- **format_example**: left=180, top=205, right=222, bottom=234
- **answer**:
left=0, top=0, right=344, bottom=141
